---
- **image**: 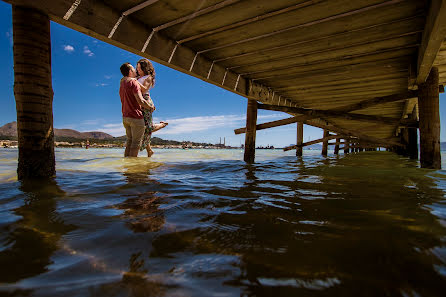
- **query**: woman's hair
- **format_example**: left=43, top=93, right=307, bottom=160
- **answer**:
left=137, top=59, right=156, bottom=86
left=120, top=62, right=133, bottom=76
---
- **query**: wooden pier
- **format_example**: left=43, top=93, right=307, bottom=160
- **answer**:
left=4, top=0, right=446, bottom=177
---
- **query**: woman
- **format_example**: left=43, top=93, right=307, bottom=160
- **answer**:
left=136, top=59, right=168, bottom=157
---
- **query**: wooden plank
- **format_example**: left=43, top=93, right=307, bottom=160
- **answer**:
left=234, top=115, right=312, bottom=135
left=302, top=120, right=404, bottom=147
left=417, top=0, right=446, bottom=84
left=258, top=103, right=418, bottom=126
left=220, top=15, right=424, bottom=67
left=258, top=56, right=411, bottom=83
left=235, top=34, right=421, bottom=75
left=188, top=0, right=423, bottom=57
left=283, top=134, right=339, bottom=151
left=331, top=90, right=419, bottom=112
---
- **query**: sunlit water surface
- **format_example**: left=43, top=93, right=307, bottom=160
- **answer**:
left=0, top=148, right=446, bottom=296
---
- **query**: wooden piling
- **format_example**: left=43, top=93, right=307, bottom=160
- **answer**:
left=244, top=99, right=257, bottom=163
left=13, top=6, right=55, bottom=179
left=344, top=139, right=349, bottom=154
left=321, top=130, right=329, bottom=156
left=418, top=67, right=441, bottom=169
left=408, top=129, right=418, bottom=160
left=296, top=122, right=303, bottom=156
left=334, top=137, right=340, bottom=155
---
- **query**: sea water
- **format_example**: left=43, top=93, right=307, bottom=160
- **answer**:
left=0, top=148, right=445, bottom=296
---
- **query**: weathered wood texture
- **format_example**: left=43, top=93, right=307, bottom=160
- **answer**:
left=344, top=139, right=350, bottom=154
left=417, top=0, right=446, bottom=84
left=321, top=129, right=329, bottom=156
left=408, top=108, right=419, bottom=159
left=334, top=137, right=340, bottom=155
left=4, top=0, right=446, bottom=145
left=296, top=122, right=303, bottom=156
left=418, top=67, right=441, bottom=169
left=244, top=99, right=257, bottom=163
left=284, top=134, right=339, bottom=151
left=258, top=103, right=418, bottom=126
left=13, top=5, right=55, bottom=179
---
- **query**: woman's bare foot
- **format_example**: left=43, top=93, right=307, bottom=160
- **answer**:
left=152, top=122, right=168, bottom=133
left=146, top=146, right=154, bottom=157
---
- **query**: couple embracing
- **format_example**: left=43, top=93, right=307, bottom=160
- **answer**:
left=119, top=59, right=168, bottom=157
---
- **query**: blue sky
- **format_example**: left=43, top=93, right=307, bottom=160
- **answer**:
left=0, top=2, right=445, bottom=147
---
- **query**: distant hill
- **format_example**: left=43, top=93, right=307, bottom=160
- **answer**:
left=0, top=121, right=214, bottom=147
left=0, top=121, right=113, bottom=139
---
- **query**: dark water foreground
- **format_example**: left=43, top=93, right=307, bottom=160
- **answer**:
left=0, top=148, right=446, bottom=297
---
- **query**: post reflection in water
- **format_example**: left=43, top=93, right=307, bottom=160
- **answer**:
left=0, top=179, right=76, bottom=285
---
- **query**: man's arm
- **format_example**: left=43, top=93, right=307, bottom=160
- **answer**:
left=137, top=77, right=152, bottom=94
left=134, top=89, right=154, bottom=111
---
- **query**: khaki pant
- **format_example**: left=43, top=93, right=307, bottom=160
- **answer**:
left=123, top=117, right=145, bottom=149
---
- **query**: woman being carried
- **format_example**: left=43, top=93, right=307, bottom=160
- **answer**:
left=136, top=59, right=168, bottom=157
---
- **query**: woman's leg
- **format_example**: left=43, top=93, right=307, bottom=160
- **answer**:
left=152, top=122, right=168, bottom=133
left=146, top=143, right=154, bottom=157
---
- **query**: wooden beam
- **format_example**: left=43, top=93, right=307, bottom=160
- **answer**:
left=334, top=138, right=341, bottom=155
left=283, top=134, right=339, bottom=151
left=244, top=99, right=257, bottom=163
left=417, top=0, right=446, bottom=84
left=122, top=0, right=161, bottom=16
left=296, top=122, right=303, bottom=156
left=418, top=67, right=441, bottom=168
left=234, top=115, right=312, bottom=135
left=331, top=90, right=419, bottom=112
left=197, top=0, right=406, bottom=54
left=258, top=103, right=418, bottom=126
left=179, top=0, right=322, bottom=44
left=321, top=130, right=329, bottom=156
left=302, top=120, right=403, bottom=147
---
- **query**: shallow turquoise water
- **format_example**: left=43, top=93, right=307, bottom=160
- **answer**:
left=0, top=148, right=446, bottom=296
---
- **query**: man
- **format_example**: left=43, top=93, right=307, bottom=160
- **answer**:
left=119, top=62, right=154, bottom=157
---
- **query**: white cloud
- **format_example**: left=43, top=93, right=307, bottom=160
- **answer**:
left=104, top=75, right=112, bottom=80
left=95, top=83, right=108, bottom=87
left=73, top=113, right=288, bottom=138
left=63, top=45, right=75, bottom=53
left=83, top=46, right=94, bottom=57
left=154, top=114, right=245, bottom=135
left=80, top=119, right=102, bottom=126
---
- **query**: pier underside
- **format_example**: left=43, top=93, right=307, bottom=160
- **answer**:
left=4, top=0, right=446, bottom=176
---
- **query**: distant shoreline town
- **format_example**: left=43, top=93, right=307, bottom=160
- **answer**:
left=0, top=121, right=277, bottom=150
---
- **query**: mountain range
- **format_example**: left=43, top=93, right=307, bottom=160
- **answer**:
left=0, top=121, right=113, bottom=139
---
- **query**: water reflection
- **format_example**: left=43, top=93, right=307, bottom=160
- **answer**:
left=0, top=179, right=76, bottom=284
left=89, top=252, right=169, bottom=297
left=0, top=150, right=446, bottom=296
left=148, top=153, right=446, bottom=296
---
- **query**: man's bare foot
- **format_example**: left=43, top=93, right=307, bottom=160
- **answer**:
left=152, top=122, right=168, bottom=133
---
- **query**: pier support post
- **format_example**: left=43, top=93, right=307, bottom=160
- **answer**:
left=13, top=6, right=55, bottom=179
left=321, top=130, right=329, bottom=156
left=334, top=137, right=340, bottom=155
left=244, top=99, right=257, bottom=163
left=296, top=122, right=303, bottom=156
left=344, top=139, right=349, bottom=154
left=418, top=67, right=441, bottom=169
